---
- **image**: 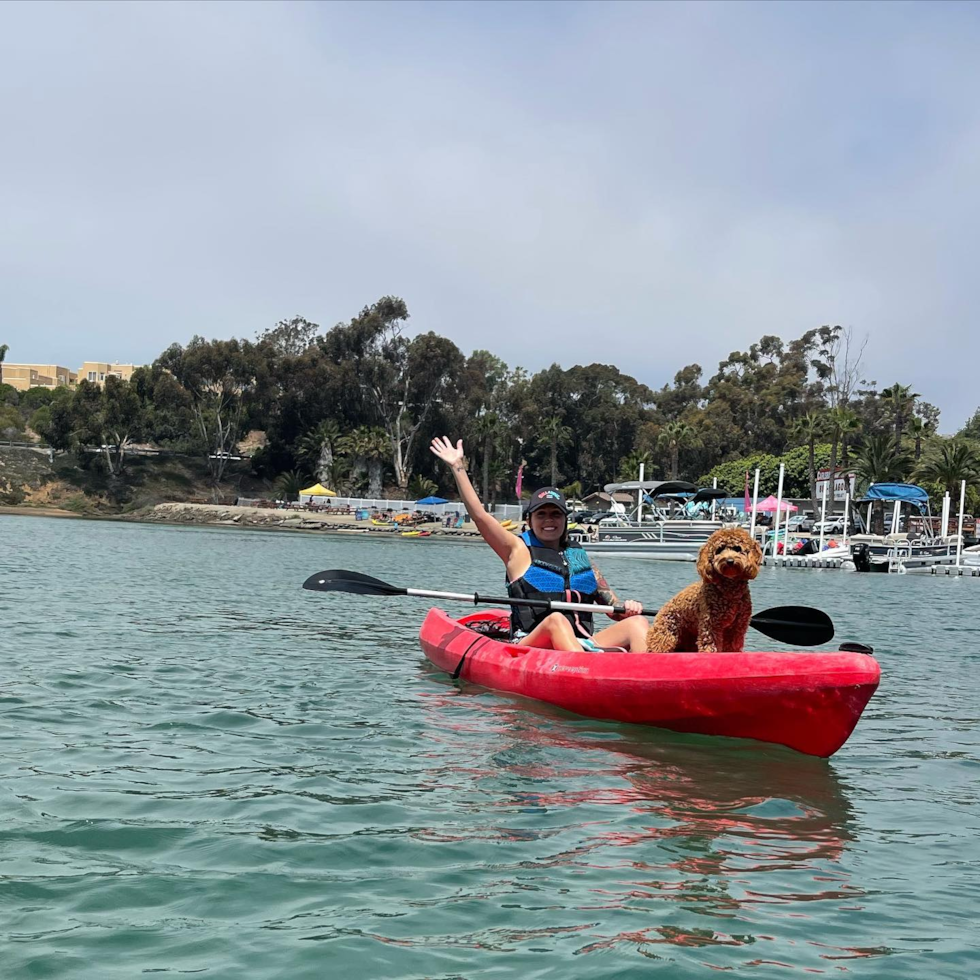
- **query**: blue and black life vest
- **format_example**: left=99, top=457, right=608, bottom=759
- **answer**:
left=507, top=530, right=604, bottom=637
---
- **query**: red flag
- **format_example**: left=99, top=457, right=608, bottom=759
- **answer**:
left=515, top=462, right=524, bottom=503
left=744, top=470, right=751, bottom=515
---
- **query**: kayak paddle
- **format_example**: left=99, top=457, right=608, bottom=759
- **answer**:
left=302, top=569, right=834, bottom=647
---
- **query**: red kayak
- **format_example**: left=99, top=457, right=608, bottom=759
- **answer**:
left=419, top=608, right=880, bottom=757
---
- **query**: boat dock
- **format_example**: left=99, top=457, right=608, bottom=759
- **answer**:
left=763, top=556, right=845, bottom=569
left=930, top=564, right=980, bottom=577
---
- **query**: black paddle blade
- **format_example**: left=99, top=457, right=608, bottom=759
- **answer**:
left=749, top=605, right=835, bottom=647
left=302, top=569, right=407, bottom=597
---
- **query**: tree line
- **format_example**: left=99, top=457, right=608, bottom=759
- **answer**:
left=2, top=300, right=979, bottom=510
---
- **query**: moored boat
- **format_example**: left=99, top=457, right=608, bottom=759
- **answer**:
left=570, top=481, right=733, bottom=561
left=419, top=608, right=880, bottom=757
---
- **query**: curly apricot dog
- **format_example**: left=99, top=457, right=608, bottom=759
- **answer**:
left=646, top=526, right=763, bottom=652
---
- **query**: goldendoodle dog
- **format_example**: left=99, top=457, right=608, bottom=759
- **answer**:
left=646, top=526, right=763, bottom=653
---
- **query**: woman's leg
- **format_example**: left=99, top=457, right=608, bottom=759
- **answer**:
left=592, top=616, right=651, bottom=652
left=517, top=613, right=585, bottom=652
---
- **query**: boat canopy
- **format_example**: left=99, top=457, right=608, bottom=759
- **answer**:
left=605, top=480, right=696, bottom=495
left=692, top=487, right=729, bottom=503
left=858, top=483, right=931, bottom=512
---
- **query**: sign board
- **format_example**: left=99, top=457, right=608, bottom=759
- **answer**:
left=815, top=469, right=856, bottom=502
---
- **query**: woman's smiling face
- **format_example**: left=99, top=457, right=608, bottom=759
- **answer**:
left=529, top=504, right=566, bottom=544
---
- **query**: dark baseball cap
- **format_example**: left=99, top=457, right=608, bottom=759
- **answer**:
left=524, top=487, right=569, bottom=517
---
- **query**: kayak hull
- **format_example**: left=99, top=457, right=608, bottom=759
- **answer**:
left=418, top=608, right=880, bottom=757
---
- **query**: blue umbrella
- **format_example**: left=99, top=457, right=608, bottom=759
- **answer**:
left=416, top=495, right=449, bottom=505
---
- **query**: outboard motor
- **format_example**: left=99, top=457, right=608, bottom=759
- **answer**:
left=851, top=542, right=872, bottom=573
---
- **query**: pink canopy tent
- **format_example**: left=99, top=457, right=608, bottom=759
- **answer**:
left=754, top=495, right=798, bottom=513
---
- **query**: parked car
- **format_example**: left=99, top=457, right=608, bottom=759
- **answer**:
left=785, top=515, right=814, bottom=533
left=811, top=517, right=846, bottom=535
left=568, top=509, right=595, bottom=523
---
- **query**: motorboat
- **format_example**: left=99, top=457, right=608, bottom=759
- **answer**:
left=846, top=483, right=963, bottom=574
left=570, top=482, right=735, bottom=560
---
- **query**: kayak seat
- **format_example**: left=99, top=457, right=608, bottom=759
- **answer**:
left=466, top=620, right=511, bottom=640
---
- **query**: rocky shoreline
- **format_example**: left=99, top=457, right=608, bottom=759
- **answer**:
left=2, top=500, right=493, bottom=538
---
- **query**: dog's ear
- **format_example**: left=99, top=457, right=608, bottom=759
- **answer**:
left=697, top=539, right=717, bottom=583
left=747, top=535, right=763, bottom=579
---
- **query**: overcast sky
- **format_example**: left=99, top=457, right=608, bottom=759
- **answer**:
left=2, top=1, right=978, bottom=430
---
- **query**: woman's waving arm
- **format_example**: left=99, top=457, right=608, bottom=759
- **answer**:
left=430, top=436, right=522, bottom=564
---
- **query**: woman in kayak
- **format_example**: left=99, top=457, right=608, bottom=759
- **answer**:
left=430, top=436, right=649, bottom=652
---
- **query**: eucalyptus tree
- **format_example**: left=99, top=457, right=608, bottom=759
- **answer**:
left=814, top=324, right=868, bottom=410
left=960, top=407, right=980, bottom=442
left=155, top=337, right=268, bottom=496
left=257, top=316, right=321, bottom=356
left=330, top=297, right=464, bottom=490
left=45, top=378, right=145, bottom=496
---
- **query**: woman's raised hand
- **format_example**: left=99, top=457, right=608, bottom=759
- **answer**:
left=430, top=436, right=465, bottom=469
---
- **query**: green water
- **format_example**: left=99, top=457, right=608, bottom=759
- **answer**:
left=1, top=515, right=977, bottom=978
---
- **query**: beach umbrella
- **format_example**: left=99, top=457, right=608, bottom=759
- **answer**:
left=300, top=483, right=337, bottom=496
left=754, top=494, right=797, bottom=513
left=415, top=495, right=449, bottom=505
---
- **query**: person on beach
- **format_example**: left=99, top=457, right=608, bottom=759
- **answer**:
left=430, top=436, right=649, bottom=652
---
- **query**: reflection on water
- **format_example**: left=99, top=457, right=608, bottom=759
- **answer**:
left=1, top=516, right=976, bottom=978
left=416, top=680, right=862, bottom=956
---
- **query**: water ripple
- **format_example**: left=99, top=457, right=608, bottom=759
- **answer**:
left=0, top=516, right=978, bottom=978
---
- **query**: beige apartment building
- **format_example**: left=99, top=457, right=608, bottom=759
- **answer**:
left=1, top=360, right=136, bottom=391
left=77, top=361, right=136, bottom=385
left=1, top=364, right=78, bottom=391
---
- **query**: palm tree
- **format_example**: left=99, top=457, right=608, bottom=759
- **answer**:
left=408, top=474, right=438, bottom=499
left=906, top=416, right=930, bottom=461
left=297, top=419, right=341, bottom=485
left=836, top=408, right=861, bottom=470
left=616, top=449, right=654, bottom=483
left=880, top=383, right=919, bottom=446
left=915, top=439, right=980, bottom=498
left=326, top=457, right=351, bottom=495
left=473, top=411, right=501, bottom=502
left=657, top=421, right=699, bottom=480
left=361, top=427, right=389, bottom=498
left=0, top=343, right=7, bottom=387
left=336, top=428, right=367, bottom=489
left=338, top=426, right=388, bottom=497
left=791, top=411, right=824, bottom=513
left=275, top=468, right=308, bottom=502
left=538, top=415, right=572, bottom=486
left=851, top=432, right=912, bottom=491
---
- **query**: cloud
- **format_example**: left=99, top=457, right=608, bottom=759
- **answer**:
left=1, top=0, right=978, bottom=428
